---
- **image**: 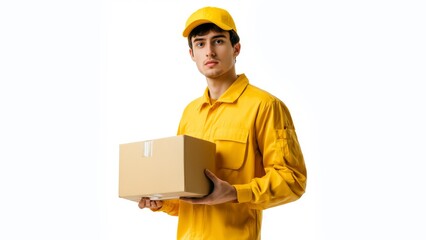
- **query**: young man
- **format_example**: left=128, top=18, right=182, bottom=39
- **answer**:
left=139, top=6, right=307, bottom=240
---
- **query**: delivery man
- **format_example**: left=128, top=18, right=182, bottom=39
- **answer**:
left=138, top=6, right=307, bottom=240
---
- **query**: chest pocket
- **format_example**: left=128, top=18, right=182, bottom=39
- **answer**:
left=213, top=128, right=249, bottom=170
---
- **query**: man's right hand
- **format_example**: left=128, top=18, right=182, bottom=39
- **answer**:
left=138, top=197, right=163, bottom=210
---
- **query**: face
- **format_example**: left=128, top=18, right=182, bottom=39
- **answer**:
left=189, top=30, right=240, bottom=80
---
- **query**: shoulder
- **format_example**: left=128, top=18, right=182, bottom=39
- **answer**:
left=245, top=83, right=293, bottom=118
left=186, top=96, right=204, bottom=107
left=244, top=84, right=295, bottom=128
left=244, top=83, right=285, bottom=106
left=181, top=96, right=204, bottom=114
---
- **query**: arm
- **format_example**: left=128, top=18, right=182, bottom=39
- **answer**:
left=234, top=99, right=307, bottom=209
left=183, top=100, right=306, bottom=208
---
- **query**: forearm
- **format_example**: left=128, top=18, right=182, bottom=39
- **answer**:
left=234, top=165, right=307, bottom=209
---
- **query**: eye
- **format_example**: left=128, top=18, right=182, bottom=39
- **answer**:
left=195, top=42, right=204, bottom=48
left=214, top=39, right=224, bottom=45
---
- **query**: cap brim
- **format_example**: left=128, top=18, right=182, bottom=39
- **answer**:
left=182, top=19, right=233, bottom=37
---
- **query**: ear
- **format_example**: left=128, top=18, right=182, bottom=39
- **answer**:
left=233, top=43, right=241, bottom=58
left=189, top=48, right=195, bottom=61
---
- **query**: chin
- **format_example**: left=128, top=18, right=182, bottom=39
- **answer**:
left=203, top=70, right=223, bottom=79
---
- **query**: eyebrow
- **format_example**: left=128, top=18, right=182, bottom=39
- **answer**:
left=193, top=34, right=227, bottom=43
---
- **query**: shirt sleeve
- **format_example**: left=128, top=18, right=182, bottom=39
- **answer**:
left=233, top=99, right=307, bottom=209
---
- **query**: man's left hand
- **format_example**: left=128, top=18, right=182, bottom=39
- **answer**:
left=181, top=169, right=237, bottom=205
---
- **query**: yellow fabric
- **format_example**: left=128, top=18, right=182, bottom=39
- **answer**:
left=158, top=74, right=307, bottom=240
left=182, top=6, right=237, bottom=37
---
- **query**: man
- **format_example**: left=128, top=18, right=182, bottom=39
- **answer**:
left=139, top=6, right=307, bottom=240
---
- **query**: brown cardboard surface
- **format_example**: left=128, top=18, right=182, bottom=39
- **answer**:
left=119, top=135, right=215, bottom=202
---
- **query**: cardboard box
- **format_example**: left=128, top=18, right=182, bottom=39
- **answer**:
left=119, top=135, right=216, bottom=202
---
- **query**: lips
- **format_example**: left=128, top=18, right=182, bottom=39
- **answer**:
left=204, top=59, right=219, bottom=67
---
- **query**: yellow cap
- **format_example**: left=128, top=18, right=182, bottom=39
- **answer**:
left=182, top=6, right=237, bottom=37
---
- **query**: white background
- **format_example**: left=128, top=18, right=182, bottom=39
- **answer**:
left=1, top=0, right=425, bottom=239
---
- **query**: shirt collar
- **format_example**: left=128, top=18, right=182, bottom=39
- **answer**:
left=199, top=74, right=249, bottom=110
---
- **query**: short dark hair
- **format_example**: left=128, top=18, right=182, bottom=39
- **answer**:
left=187, top=23, right=240, bottom=49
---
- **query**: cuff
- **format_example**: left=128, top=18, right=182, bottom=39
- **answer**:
left=233, top=184, right=253, bottom=203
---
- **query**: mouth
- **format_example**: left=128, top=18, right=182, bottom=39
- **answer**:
left=204, top=60, right=219, bottom=67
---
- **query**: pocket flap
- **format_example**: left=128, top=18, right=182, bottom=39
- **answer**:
left=213, top=128, right=248, bottom=170
left=214, top=128, right=248, bottom=143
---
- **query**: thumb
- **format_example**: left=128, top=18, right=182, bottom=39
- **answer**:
left=204, top=169, right=218, bottom=182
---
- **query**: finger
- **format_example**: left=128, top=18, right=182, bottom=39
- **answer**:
left=204, top=169, right=217, bottom=182
left=145, top=199, right=151, bottom=207
left=138, top=198, right=147, bottom=209
left=155, top=200, right=163, bottom=208
left=151, top=200, right=163, bottom=210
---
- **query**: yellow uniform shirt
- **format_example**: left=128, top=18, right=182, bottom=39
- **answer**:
left=158, top=74, right=307, bottom=240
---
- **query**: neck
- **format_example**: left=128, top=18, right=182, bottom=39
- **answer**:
left=206, top=72, right=238, bottom=100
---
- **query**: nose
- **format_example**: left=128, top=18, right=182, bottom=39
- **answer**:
left=205, top=43, right=216, bottom=57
